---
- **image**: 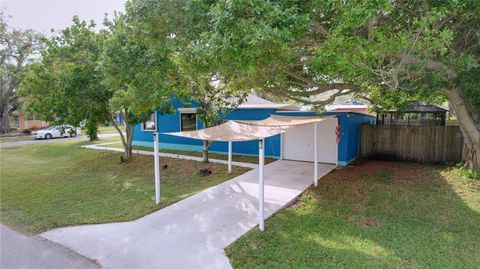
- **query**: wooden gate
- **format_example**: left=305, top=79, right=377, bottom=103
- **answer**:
left=360, top=125, right=464, bottom=163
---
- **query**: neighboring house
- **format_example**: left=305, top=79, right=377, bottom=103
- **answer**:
left=325, top=100, right=368, bottom=112
left=133, top=94, right=376, bottom=166
left=113, top=112, right=125, bottom=125
left=377, top=101, right=448, bottom=126
left=9, top=111, right=48, bottom=131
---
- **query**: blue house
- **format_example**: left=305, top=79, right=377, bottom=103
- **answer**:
left=133, top=94, right=376, bottom=166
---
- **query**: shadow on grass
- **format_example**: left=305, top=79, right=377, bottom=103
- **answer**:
left=227, top=160, right=480, bottom=268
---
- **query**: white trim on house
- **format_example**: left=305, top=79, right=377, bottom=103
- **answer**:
left=141, top=112, right=157, bottom=132
left=236, top=104, right=300, bottom=110
left=179, top=111, right=198, bottom=131
left=178, top=107, right=198, bottom=113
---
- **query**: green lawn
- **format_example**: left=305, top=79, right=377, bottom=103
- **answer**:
left=227, top=161, right=480, bottom=269
left=97, top=125, right=120, bottom=134
left=0, top=140, right=249, bottom=234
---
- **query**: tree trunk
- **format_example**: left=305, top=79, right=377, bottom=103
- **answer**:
left=126, top=124, right=134, bottom=160
left=446, top=87, right=480, bottom=169
left=0, top=105, right=11, bottom=133
left=203, top=140, right=210, bottom=163
left=110, top=115, right=133, bottom=162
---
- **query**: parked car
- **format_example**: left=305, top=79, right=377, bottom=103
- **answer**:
left=32, top=125, right=78, bottom=139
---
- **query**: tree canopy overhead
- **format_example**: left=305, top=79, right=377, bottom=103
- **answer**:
left=19, top=17, right=111, bottom=140
left=194, top=0, right=479, bottom=167
left=16, top=0, right=480, bottom=167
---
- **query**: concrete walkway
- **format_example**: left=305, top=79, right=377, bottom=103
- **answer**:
left=0, top=224, right=99, bottom=269
left=82, top=143, right=258, bottom=169
left=41, top=160, right=336, bottom=269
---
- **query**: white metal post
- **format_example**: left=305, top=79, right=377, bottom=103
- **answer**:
left=279, top=133, right=284, bottom=160
left=228, top=141, right=232, bottom=174
left=314, top=122, right=318, bottom=187
left=258, top=139, right=265, bottom=231
left=153, top=132, right=161, bottom=204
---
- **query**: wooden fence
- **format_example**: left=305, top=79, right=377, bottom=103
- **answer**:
left=360, top=125, right=464, bottom=163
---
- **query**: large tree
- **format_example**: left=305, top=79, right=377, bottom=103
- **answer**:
left=174, top=63, right=247, bottom=162
left=199, top=0, right=480, bottom=168
left=19, top=17, right=110, bottom=141
left=170, top=6, right=247, bottom=162
left=0, top=13, right=39, bottom=133
left=115, top=0, right=248, bottom=162
left=101, top=4, right=177, bottom=161
left=20, top=12, right=175, bottom=161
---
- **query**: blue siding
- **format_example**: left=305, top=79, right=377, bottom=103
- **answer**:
left=133, top=100, right=375, bottom=165
left=325, top=112, right=376, bottom=165
left=275, top=111, right=375, bottom=165
left=133, top=100, right=280, bottom=158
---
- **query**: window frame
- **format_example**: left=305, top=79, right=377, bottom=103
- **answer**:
left=179, top=112, right=198, bottom=131
left=142, top=112, right=157, bottom=132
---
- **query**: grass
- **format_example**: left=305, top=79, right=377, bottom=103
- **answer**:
left=0, top=140, right=249, bottom=234
left=226, top=161, right=480, bottom=269
left=97, top=126, right=120, bottom=134
left=0, top=135, right=33, bottom=143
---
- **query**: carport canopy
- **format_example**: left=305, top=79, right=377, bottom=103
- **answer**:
left=157, top=115, right=335, bottom=231
left=166, top=115, right=329, bottom=141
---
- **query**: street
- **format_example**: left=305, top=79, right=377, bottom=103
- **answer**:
left=0, top=224, right=99, bottom=269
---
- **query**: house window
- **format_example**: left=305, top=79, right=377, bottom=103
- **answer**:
left=26, top=114, right=35, bottom=121
left=180, top=113, right=197, bottom=131
left=142, top=113, right=156, bottom=131
left=12, top=116, right=20, bottom=128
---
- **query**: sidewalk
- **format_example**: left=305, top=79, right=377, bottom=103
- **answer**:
left=0, top=224, right=99, bottom=269
left=41, top=160, right=336, bottom=269
left=81, top=143, right=258, bottom=169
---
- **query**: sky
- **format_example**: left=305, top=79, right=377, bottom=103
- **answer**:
left=2, top=0, right=126, bottom=35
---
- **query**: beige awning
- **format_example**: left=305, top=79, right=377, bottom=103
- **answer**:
left=166, top=115, right=331, bottom=142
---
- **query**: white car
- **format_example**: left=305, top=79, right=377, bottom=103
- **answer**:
left=32, top=125, right=78, bottom=139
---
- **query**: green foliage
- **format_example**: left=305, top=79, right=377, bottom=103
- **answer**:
left=83, top=120, right=99, bottom=141
left=196, top=0, right=479, bottom=109
left=0, top=13, right=40, bottom=133
left=451, top=166, right=480, bottom=181
left=458, top=66, right=480, bottom=108
left=102, top=10, right=174, bottom=122
left=18, top=17, right=109, bottom=140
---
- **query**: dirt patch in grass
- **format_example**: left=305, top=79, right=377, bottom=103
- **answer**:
left=354, top=216, right=380, bottom=227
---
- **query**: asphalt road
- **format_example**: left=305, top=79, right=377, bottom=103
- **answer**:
left=0, top=224, right=99, bottom=269
left=0, top=133, right=120, bottom=148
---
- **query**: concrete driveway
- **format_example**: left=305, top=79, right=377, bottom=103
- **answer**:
left=0, top=224, right=99, bottom=269
left=41, top=160, right=336, bottom=269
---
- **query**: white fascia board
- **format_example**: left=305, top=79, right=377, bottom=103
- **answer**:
left=178, top=107, right=199, bottom=113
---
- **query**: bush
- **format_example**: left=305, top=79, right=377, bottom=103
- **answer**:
left=84, top=121, right=98, bottom=141
left=450, top=167, right=480, bottom=180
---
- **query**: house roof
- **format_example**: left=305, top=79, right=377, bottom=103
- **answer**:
left=388, top=101, right=448, bottom=113
left=237, top=94, right=300, bottom=111
left=325, top=104, right=368, bottom=112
